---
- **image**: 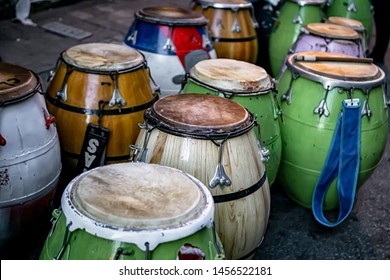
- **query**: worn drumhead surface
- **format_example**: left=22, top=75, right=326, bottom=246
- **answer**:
left=328, top=16, right=365, bottom=32
left=306, top=23, right=359, bottom=39
left=0, top=62, right=39, bottom=103
left=137, top=6, right=207, bottom=25
left=62, top=43, right=144, bottom=71
left=151, top=94, right=249, bottom=131
left=289, top=52, right=381, bottom=81
left=70, top=163, right=205, bottom=229
left=191, top=59, right=271, bottom=92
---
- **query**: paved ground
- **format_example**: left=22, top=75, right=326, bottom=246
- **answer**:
left=0, top=0, right=389, bottom=260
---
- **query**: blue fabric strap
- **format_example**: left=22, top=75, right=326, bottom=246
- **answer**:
left=312, top=99, right=361, bottom=227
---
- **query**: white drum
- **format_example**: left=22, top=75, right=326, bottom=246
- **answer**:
left=0, top=62, right=62, bottom=249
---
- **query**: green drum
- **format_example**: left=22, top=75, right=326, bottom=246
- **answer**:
left=269, top=0, right=326, bottom=77
left=181, top=58, right=281, bottom=186
left=326, top=0, right=372, bottom=43
left=276, top=51, right=388, bottom=210
left=40, top=162, right=225, bottom=260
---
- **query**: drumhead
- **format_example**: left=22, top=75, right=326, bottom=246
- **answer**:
left=62, top=43, right=144, bottom=71
left=194, top=0, right=252, bottom=9
left=0, top=62, right=39, bottom=104
left=287, top=52, right=383, bottom=83
left=136, top=6, right=207, bottom=25
left=190, top=58, right=272, bottom=92
left=69, top=163, right=208, bottom=228
left=62, top=162, right=214, bottom=250
left=328, top=16, right=365, bottom=32
left=305, top=23, right=359, bottom=40
left=148, top=94, right=251, bottom=134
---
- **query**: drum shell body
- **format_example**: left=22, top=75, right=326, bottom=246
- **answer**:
left=46, top=60, right=157, bottom=175
left=269, top=1, right=325, bottom=76
left=326, top=0, right=372, bottom=41
left=182, top=80, right=281, bottom=187
left=0, top=92, right=61, bottom=248
left=135, top=125, right=270, bottom=259
left=276, top=67, right=388, bottom=210
left=293, top=33, right=364, bottom=58
left=192, top=2, right=258, bottom=63
left=124, top=18, right=217, bottom=96
left=40, top=211, right=222, bottom=260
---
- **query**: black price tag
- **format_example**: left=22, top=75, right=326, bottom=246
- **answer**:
left=76, top=123, right=109, bottom=174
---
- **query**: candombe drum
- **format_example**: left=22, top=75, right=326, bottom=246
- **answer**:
left=46, top=43, right=159, bottom=178
left=291, top=23, right=365, bottom=58
left=181, top=58, right=281, bottom=186
left=192, top=0, right=259, bottom=63
left=325, top=0, right=372, bottom=42
left=40, top=162, right=225, bottom=260
left=268, top=0, right=326, bottom=77
left=327, top=16, right=368, bottom=55
left=0, top=63, right=61, bottom=250
left=276, top=51, right=388, bottom=210
left=130, top=94, right=270, bottom=259
left=124, top=6, right=216, bottom=96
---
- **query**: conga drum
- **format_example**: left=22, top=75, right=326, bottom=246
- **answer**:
left=131, top=94, right=270, bottom=259
left=0, top=63, right=61, bottom=252
left=181, top=58, right=281, bottom=186
left=124, top=6, right=216, bottom=96
left=327, top=16, right=368, bottom=55
left=192, top=0, right=259, bottom=63
left=268, top=0, right=326, bottom=76
left=46, top=43, right=159, bottom=178
left=40, top=162, right=224, bottom=260
left=291, top=23, right=365, bottom=58
left=276, top=51, right=388, bottom=211
left=326, top=0, right=372, bottom=42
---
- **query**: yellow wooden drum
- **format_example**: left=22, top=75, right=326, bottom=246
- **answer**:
left=192, top=0, right=259, bottom=63
left=46, top=43, right=159, bottom=177
left=131, top=94, right=271, bottom=259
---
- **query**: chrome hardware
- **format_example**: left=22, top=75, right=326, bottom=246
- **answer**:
left=163, top=27, right=175, bottom=51
left=347, top=1, right=357, bottom=12
left=293, top=14, right=303, bottom=25
left=314, top=99, right=330, bottom=117
left=209, top=141, right=232, bottom=189
left=256, top=122, right=270, bottom=162
left=231, top=8, right=241, bottom=33
left=202, top=27, right=212, bottom=49
left=56, top=83, right=67, bottom=101
left=129, top=144, right=142, bottom=162
left=313, top=86, right=330, bottom=117
left=109, top=74, right=126, bottom=107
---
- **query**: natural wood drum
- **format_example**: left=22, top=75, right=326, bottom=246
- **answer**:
left=192, top=0, right=258, bottom=63
left=46, top=43, right=159, bottom=177
left=132, top=94, right=271, bottom=259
